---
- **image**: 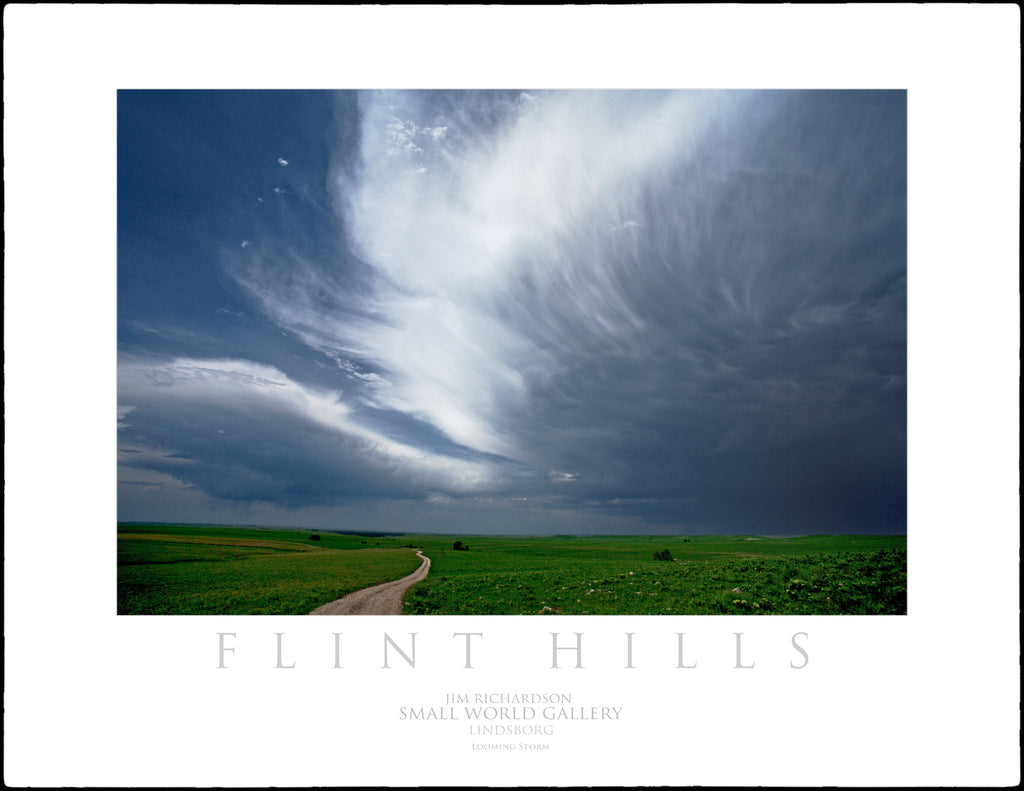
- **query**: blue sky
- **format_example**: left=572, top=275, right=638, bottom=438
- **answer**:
left=117, top=89, right=906, bottom=535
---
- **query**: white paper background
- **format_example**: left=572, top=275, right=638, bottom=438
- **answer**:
left=4, top=5, right=1020, bottom=787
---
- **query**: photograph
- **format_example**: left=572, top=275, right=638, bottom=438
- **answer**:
left=117, top=89, right=907, bottom=617
left=6, top=6, right=1018, bottom=788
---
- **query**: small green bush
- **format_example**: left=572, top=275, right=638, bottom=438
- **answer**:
left=653, top=549, right=674, bottom=562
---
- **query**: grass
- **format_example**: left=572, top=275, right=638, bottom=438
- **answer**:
left=117, top=524, right=422, bottom=614
left=398, top=534, right=907, bottom=615
left=117, top=526, right=906, bottom=615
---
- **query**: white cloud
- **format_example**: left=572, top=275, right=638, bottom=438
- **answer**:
left=118, top=357, right=504, bottom=494
left=384, top=117, right=422, bottom=155
left=327, top=91, right=728, bottom=459
left=337, top=358, right=389, bottom=387
left=231, top=91, right=738, bottom=468
left=117, top=404, right=136, bottom=429
left=277, top=157, right=289, bottom=166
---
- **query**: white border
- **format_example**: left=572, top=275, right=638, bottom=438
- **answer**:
left=4, top=5, right=1020, bottom=787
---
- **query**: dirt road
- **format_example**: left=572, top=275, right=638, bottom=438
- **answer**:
left=309, top=551, right=430, bottom=615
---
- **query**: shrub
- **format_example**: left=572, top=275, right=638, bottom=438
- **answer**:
left=308, top=535, right=320, bottom=541
left=653, top=549, right=674, bottom=562
left=453, top=541, right=470, bottom=551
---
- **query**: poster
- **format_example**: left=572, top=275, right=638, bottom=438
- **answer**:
left=4, top=6, right=1019, bottom=787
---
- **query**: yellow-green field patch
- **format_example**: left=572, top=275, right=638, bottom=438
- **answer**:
left=118, top=529, right=423, bottom=614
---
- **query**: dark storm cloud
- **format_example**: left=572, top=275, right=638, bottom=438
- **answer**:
left=119, top=90, right=905, bottom=533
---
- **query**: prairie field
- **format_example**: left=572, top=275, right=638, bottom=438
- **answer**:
left=117, top=525, right=422, bottom=614
left=118, top=525, right=906, bottom=615
left=401, top=533, right=906, bottom=615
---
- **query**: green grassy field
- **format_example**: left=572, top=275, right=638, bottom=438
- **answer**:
left=117, top=525, right=423, bottom=614
left=400, top=533, right=906, bottom=615
left=118, top=525, right=906, bottom=615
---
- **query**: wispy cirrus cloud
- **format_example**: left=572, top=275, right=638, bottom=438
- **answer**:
left=239, top=91, right=739, bottom=460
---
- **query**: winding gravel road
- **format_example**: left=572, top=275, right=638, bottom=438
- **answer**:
left=309, top=551, right=430, bottom=615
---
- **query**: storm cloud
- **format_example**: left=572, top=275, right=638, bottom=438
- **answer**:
left=118, top=90, right=906, bottom=534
